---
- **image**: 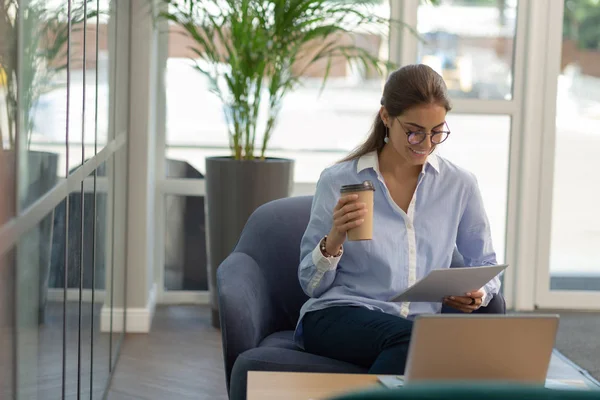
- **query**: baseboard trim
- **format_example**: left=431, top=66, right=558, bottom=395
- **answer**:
left=100, top=283, right=157, bottom=333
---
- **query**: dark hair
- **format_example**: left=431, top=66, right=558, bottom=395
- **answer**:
left=340, top=64, right=452, bottom=162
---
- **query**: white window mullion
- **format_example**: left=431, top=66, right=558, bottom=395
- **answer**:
left=160, top=291, right=210, bottom=305
left=390, top=0, right=419, bottom=67
left=154, top=0, right=169, bottom=302
left=158, top=178, right=320, bottom=199
left=502, top=0, right=529, bottom=311
left=159, top=178, right=206, bottom=196
left=450, top=99, right=517, bottom=115
left=510, top=0, right=554, bottom=311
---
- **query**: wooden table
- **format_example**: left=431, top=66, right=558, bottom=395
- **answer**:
left=246, top=371, right=595, bottom=400
left=247, top=371, right=379, bottom=400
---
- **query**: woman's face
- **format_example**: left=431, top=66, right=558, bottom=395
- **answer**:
left=381, top=103, right=448, bottom=167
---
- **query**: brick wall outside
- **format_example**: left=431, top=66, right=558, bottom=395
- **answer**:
left=2, top=23, right=600, bottom=79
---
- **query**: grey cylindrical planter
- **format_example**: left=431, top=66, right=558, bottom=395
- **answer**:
left=205, top=156, right=294, bottom=328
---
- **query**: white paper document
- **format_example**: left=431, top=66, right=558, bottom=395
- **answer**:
left=377, top=375, right=404, bottom=388
left=389, top=264, right=508, bottom=303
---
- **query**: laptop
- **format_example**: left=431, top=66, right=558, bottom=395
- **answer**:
left=403, top=314, right=560, bottom=385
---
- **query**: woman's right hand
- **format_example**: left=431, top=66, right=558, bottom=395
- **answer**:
left=326, top=194, right=368, bottom=255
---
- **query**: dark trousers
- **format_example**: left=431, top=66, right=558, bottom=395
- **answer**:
left=302, top=306, right=413, bottom=375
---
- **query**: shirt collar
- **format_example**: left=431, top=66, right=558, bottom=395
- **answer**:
left=427, top=152, right=440, bottom=173
left=356, top=151, right=440, bottom=174
left=356, top=151, right=381, bottom=174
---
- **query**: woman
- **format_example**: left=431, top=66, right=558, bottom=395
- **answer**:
left=294, top=64, right=500, bottom=375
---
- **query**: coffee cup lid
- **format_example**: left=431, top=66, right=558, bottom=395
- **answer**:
left=340, top=180, right=375, bottom=193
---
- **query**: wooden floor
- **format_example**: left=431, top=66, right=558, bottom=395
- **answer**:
left=39, top=302, right=117, bottom=400
left=106, top=306, right=227, bottom=400
left=106, top=305, right=600, bottom=400
left=0, top=302, right=119, bottom=400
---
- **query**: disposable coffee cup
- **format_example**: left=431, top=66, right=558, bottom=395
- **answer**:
left=340, top=180, right=375, bottom=241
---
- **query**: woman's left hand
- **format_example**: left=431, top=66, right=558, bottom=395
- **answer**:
left=443, top=289, right=485, bottom=313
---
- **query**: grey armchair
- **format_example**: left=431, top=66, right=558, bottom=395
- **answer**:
left=217, top=196, right=506, bottom=400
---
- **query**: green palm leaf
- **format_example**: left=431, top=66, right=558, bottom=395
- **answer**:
left=160, top=0, right=425, bottom=160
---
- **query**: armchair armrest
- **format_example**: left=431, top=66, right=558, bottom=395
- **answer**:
left=217, top=251, right=278, bottom=390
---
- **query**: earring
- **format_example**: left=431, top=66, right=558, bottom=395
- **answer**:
left=383, top=125, right=389, bottom=143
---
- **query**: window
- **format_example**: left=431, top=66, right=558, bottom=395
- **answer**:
left=163, top=195, right=208, bottom=291
left=436, top=114, right=510, bottom=263
left=413, top=0, right=520, bottom=264
left=548, top=0, right=600, bottom=291
left=417, top=0, right=518, bottom=100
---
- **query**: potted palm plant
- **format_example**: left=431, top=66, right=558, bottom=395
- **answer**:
left=161, top=0, right=399, bottom=326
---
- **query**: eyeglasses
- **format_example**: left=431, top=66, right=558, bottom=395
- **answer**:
left=397, top=120, right=451, bottom=145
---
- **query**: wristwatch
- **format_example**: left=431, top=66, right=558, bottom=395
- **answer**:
left=320, top=235, right=343, bottom=258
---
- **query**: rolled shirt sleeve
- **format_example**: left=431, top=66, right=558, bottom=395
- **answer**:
left=298, top=170, right=343, bottom=298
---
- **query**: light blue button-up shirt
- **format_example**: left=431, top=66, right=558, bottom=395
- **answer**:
left=294, top=150, right=501, bottom=348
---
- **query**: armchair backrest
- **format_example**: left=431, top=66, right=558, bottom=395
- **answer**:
left=232, top=195, right=313, bottom=331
